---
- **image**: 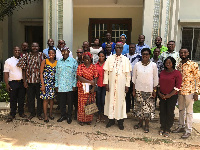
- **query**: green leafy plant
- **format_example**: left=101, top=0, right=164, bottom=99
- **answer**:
left=0, top=0, right=39, bottom=21
left=0, top=82, right=10, bottom=102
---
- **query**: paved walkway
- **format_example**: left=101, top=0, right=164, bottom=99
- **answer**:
left=0, top=108, right=200, bottom=150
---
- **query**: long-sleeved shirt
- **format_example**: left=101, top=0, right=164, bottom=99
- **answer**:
left=55, top=57, right=78, bottom=92
left=177, top=60, right=200, bottom=95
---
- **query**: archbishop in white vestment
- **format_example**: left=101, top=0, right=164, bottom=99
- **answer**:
left=103, top=53, right=132, bottom=120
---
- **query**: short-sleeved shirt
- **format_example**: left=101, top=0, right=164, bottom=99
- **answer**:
left=102, top=42, right=116, bottom=53
left=150, top=45, right=168, bottom=58
left=95, top=62, right=105, bottom=87
left=159, top=70, right=182, bottom=95
left=113, top=43, right=129, bottom=55
left=135, top=43, right=150, bottom=55
left=4, top=56, right=23, bottom=81
left=150, top=58, right=164, bottom=76
left=160, top=50, right=181, bottom=66
left=17, top=52, right=44, bottom=83
left=55, top=57, right=78, bottom=92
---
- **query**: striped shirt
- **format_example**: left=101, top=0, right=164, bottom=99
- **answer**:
left=17, top=52, right=44, bottom=83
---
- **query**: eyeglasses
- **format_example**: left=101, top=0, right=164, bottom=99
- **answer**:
left=76, top=52, right=83, bottom=54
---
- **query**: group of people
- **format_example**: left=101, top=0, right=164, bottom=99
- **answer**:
left=3, top=33, right=199, bottom=140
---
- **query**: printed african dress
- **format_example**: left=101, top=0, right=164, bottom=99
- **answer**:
left=77, top=63, right=98, bottom=122
left=40, top=59, right=57, bottom=100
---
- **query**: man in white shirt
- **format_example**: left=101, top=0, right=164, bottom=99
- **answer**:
left=160, top=41, right=180, bottom=66
left=56, top=40, right=73, bottom=60
left=4, top=46, right=26, bottom=122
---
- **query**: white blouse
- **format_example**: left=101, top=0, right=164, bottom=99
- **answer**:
left=90, top=47, right=102, bottom=64
left=132, top=61, right=158, bottom=92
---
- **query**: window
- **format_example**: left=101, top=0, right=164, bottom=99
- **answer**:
left=182, top=27, right=200, bottom=61
left=89, top=18, right=132, bottom=45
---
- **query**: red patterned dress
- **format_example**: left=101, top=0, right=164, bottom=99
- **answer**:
left=77, top=63, right=98, bottom=122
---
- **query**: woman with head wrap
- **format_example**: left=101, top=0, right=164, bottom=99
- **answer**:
left=77, top=52, right=98, bottom=126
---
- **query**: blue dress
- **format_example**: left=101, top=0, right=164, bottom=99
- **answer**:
left=40, top=59, right=57, bottom=100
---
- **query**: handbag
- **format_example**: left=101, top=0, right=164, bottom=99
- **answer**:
left=84, top=93, right=98, bottom=115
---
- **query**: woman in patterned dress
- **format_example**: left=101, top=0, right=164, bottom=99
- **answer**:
left=40, top=48, right=57, bottom=123
left=132, top=48, right=158, bottom=133
left=77, top=52, right=98, bottom=126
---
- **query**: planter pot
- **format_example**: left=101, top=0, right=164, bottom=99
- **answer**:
left=0, top=102, right=10, bottom=109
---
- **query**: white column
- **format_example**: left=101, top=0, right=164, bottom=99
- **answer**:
left=142, top=0, right=155, bottom=47
left=63, top=0, right=73, bottom=53
left=2, top=17, right=9, bottom=64
left=160, top=0, right=168, bottom=45
left=43, top=0, right=49, bottom=49
left=52, top=0, right=58, bottom=46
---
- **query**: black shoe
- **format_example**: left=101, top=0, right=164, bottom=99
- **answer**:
left=49, top=116, right=54, bottom=120
left=57, top=116, right=67, bottom=122
left=67, top=117, right=72, bottom=124
left=172, top=127, right=185, bottom=133
left=106, top=120, right=115, bottom=128
left=19, top=114, right=27, bottom=118
left=37, top=115, right=44, bottom=120
left=118, top=124, right=124, bottom=130
left=28, top=115, right=35, bottom=121
left=44, top=119, right=49, bottom=123
left=181, top=132, right=191, bottom=139
left=6, top=116, right=15, bottom=122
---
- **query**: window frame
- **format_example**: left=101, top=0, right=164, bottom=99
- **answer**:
left=88, top=18, right=132, bottom=45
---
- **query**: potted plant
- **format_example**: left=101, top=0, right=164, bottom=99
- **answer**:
left=0, top=82, right=10, bottom=108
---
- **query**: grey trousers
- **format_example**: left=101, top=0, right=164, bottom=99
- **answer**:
left=178, top=94, right=194, bottom=133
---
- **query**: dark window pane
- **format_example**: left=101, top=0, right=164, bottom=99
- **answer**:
left=100, top=24, right=103, bottom=30
left=115, top=24, right=119, bottom=30
left=112, top=24, right=115, bottom=30
left=112, top=31, right=115, bottom=37
left=120, top=24, right=124, bottom=30
left=116, top=31, right=119, bottom=38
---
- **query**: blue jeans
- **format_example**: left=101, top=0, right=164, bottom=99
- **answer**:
left=96, top=86, right=106, bottom=115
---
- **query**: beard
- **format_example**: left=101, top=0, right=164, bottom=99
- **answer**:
left=181, top=56, right=189, bottom=60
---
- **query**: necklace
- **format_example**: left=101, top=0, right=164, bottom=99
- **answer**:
left=113, top=55, right=122, bottom=75
left=142, top=61, right=150, bottom=66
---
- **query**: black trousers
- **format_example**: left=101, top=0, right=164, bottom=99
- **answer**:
left=9, top=80, right=25, bottom=117
left=27, top=83, right=43, bottom=116
left=159, top=94, right=178, bottom=132
left=125, top=81, right=134, bottom=112
left=73, top=89, right=78, bottom=116
left=59, top=91, right=73, bottom=118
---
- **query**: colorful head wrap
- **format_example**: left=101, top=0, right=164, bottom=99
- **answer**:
left=120, top=34, right=127, bottom=39
left=83, top=52, right=92, bottom=59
